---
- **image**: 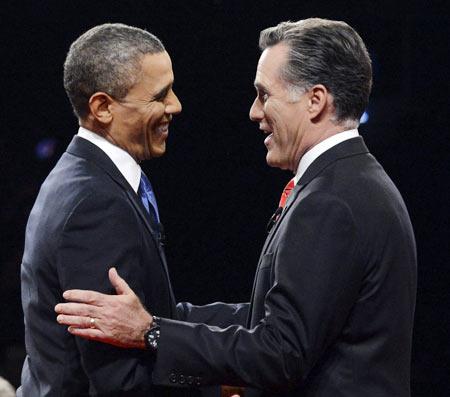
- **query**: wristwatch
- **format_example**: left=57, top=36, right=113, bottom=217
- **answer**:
left=144, top=316, right=161, bottom=351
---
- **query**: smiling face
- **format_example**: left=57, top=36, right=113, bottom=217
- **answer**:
left=106, top=51, right=181, bottom=161
left=249, top=43, right=311, bottom=172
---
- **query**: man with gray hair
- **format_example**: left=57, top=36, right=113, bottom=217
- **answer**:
left=57, top=18, right=416, bottom=396
left=18, top=23, right=191, bottom=396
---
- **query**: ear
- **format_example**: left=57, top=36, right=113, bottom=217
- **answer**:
left=306, top=84, right=329, bottom=121
left=88, top=92, right=114, bottom=124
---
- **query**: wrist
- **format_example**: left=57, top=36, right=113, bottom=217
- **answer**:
left=136, top=312, right=153, bottom=349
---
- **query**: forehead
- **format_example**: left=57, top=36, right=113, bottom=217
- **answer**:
left=254, top=43, right=289, bottom=88
left=138, top=51, right=174, bottom=89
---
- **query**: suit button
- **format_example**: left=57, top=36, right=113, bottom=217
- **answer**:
left=195, top=376, right=202, bottom=386
left=179, top=374, right=186, bottom=384
left=169, top=372, right=177, bottom=383
left=186, top=376, right=194, bottom=385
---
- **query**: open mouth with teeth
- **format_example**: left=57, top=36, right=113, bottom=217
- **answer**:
left=154, top=123, right=170, bottom=140
left=264, top=133, right=274, bottom=145
left=261, top=127, right=273, bottom=146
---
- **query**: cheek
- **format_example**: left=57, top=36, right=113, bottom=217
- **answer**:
left=271, top=114, right=291, bottom=140
left=266, top=101, right=287, bottom=129
left=264, top=101, right=277, bottom=122
left=147, top=106, right=166, bottom=127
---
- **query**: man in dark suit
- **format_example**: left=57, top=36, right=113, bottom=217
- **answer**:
left=56, top=19, right=417, bottom=396
left=18, top=23, right=188, bottom=396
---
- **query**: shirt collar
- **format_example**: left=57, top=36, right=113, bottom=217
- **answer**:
left=77, top=127, right=142, bottom=193
left=294, top=129, right=359, bottom=185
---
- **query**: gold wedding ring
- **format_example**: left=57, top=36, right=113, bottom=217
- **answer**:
left=89, top=317, right=96, bottom=329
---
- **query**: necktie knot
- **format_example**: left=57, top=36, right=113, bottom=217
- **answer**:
left=278, top=178, right=295, bottom=208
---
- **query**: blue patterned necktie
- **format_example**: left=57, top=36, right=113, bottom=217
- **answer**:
left=138, top=172, right=160, bottom=224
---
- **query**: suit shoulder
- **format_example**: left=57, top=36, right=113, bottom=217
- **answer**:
left=288, top=190, right=355, bottom=226
left=307, top=152, right=408, bottom=216
left=38, top=151, right=128, bottom=208
left=298, top=152, right=414, bottom=248
left=27, top=151, right=137, bottom=241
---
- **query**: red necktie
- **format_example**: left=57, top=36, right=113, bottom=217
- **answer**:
left=278, top=178, right=295, bottom=208
left=267, top=178, right=296, bottom=233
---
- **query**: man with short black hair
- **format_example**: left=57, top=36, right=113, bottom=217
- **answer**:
left=57, top=19, right=417, bottom=396
left=19, top=23, right=187, bottom=396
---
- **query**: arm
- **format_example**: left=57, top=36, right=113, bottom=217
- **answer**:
left=151, top=193, right=363, bottom=390
left=176, top=302, right=249, bottom=327
left=57, top=191, right=153, bottom=395
left=57, top=193, right=362, bottom=391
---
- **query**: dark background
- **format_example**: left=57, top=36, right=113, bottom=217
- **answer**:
left=1, top=0, right=449, bottom=395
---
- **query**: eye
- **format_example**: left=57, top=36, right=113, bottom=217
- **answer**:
left=154, top=91, right=168, bottom=102
left=257, top=90, right=269, bottom=103
left=152, top=87, right=171, bottom=103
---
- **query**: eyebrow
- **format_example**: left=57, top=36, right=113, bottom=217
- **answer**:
left=254, top=81, right=269, bottom=93
left=153, top=81, right=173, bottom=100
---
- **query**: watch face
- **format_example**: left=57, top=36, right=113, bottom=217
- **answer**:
left=145, top=326, right=161, bottom=350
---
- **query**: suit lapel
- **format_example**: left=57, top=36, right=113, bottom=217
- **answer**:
left=66, top=136, right=174, bottom=298
left=247, top=183, right=305, bottom=326
left=260, top=183, right=303, bottom=255
left=125, top=189, right=175, bottom=301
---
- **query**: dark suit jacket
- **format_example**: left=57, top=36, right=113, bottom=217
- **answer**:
left=18, top=136, right=184, bottom=396
left=151, top=137, right=417, bottom=396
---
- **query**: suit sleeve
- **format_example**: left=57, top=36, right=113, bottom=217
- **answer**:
left=151, top=192, right=364, bottom=391
left=57, top=190, right=153, bottom=396
left=176, top=302, right=249, bottom=327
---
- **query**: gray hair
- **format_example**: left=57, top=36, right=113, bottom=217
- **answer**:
left=259, top=18, right=372, bottom=124
left=63, top=23, right=165, bottom=119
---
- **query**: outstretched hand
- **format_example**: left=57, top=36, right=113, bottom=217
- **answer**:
left=55, top=267, right=152, bottom=349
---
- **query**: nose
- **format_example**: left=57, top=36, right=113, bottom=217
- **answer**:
left=249, top=96, right=263, bottom=122
left=165, top=90, right=182, bottom=115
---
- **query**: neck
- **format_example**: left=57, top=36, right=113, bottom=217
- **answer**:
left=309, top=118, right=358, bottom=150
left=290, top=121, right=358, bottom=172
left=80, top=119, right=116, bottom=146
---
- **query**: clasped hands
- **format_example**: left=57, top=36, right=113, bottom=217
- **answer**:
left=55, top=267, right=152, bottom=349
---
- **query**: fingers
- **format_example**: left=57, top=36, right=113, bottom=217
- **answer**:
left=67, top=327, right=129, bottom=349
left=62, top=289, right=105, bottom=305
left=57, top=314, right=93, bottom=328
left=55, top=302, right=98, bottom=317
left=68, top=327, right=105, bottom=341
left=109, top=267, right=133, bottom=295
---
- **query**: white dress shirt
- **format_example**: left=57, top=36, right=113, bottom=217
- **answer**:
left=294, top=129, right=359, bottom=185
left=77, top=127, right=142, bottom=193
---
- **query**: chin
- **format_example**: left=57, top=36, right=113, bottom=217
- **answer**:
left=266, top=152, right=290, bottom=171
left=266, top=154, right=279, bottom=169
left=266, top=149, right=280, bottom=167
left=150, top=144, right=166, bottom=158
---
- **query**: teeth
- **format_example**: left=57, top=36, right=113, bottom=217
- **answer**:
left=157, top=124, right=168, bottom=134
